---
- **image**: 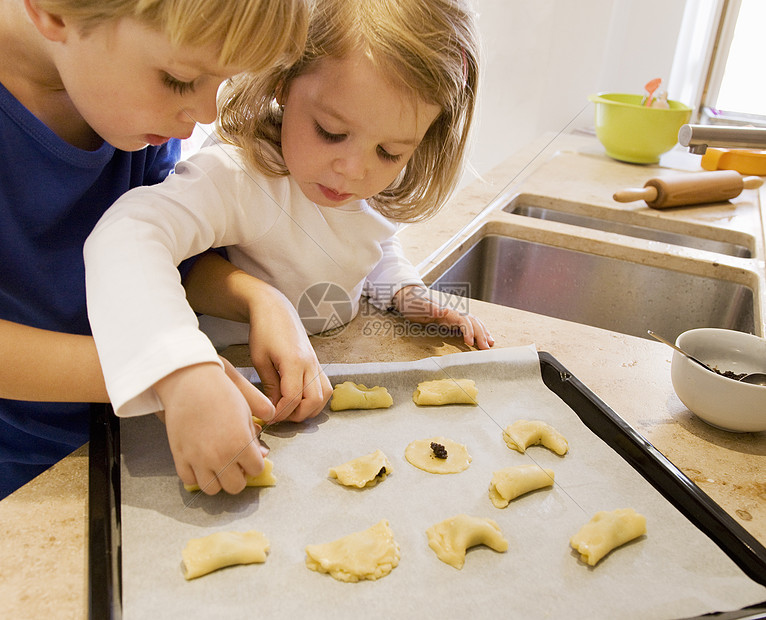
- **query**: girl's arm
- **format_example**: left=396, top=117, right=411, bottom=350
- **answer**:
left=84, top=146, right=271, bottom=416
left=364, top=235, right=494, bottom=350
left=392, top=285, right=494, bottom=350
left=0, top=318, right=108, bottom=402
left=84, top=146, right=322, bottom=493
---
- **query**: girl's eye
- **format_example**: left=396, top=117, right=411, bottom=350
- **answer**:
left=314, top=121, right=344, bottom=143
left=161, top=73, right=196, bottom=95
left=377, top=146, right=402, bottom=163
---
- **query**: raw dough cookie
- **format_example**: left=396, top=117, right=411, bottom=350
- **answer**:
left=329, top=449, right=392, bottom=488
left=426, top=514, right=508, bottom=569
left=503, top=420, right=568, bottom=455
left=329, top=381, right=393, bottom=411
left=404, top=437, right=471, bottom=474
left=489, top=464, right=555, bottom=508
left=570, top=508, right=647, bottom=566
left=182, top=530, right=269, bottom=580
left=183, top=458, right=276, bottom=492
left=412, top=378, right=478, bottom=406
left=305, top=519, right=400, bottom=582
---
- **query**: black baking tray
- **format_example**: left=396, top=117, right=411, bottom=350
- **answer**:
left=88, top=351, right=766, bottom=620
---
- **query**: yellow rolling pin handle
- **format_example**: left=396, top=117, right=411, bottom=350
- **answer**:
left=613, top=170, right=764, bottom=209
left=701, top=148, right=766, bottom=176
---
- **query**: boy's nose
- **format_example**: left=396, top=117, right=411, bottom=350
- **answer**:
left=181, top=87, right=219, bottom=126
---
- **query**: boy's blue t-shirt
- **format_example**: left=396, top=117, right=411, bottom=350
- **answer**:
left=0, top=81, right=180, bottom=498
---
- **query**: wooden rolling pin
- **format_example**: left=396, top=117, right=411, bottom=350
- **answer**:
left=612, top=170, right=763, bottom=209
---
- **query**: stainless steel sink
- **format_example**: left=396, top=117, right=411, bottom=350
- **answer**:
left=429, top=234, right=756, bottom=342
left=503, top=194, right=753, bottom=258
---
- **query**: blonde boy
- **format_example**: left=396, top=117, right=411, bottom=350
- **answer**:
left=0, top=0, right=327, bottom=499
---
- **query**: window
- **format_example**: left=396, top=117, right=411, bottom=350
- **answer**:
left=710, top=0, right=764, bottom=118
left=675, top=0, right=766, bottom=126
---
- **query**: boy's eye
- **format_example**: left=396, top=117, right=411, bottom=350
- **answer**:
left=377, top=146, right=402, bottom=163
left=161, top=72, right=196, bottom=95
left=314, top=121, right=345, bottom=143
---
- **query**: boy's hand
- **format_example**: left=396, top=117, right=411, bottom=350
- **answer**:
left=247, top=287, right=333, bottom=424
left=155, top=361, right=274, bottom=495
left=393, top=285, right=495, bottom=350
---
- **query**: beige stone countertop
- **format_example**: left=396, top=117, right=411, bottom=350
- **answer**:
left=2, top=134, right=765, bottom=618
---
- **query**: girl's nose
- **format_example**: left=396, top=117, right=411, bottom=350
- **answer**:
left=332, top=149, right=367, bottom=181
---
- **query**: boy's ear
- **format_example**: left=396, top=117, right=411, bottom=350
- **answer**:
left=24, top=0, right=69, bottom=43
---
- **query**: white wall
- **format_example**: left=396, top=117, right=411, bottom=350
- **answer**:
left=467, top=0, right=688, bottom=181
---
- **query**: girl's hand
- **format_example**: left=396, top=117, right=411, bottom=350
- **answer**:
left=155, top=361, right=274, bottom=495
left=247, top=286, right=333, bottom=424
left=183, top=252, right=332, bottom=424
left=393, top=285, right=494, bottom=350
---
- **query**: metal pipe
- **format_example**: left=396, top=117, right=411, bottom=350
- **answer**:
left=678, top=124, right=766, bottom=154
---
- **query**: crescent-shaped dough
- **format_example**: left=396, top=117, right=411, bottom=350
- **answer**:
left=412, top=378, right=478, bottom=406
left=305, top=519, right=400, bottom=582
left=426, top=514, right=508, bottom=569
left=570, top=508, right=647, bottom=566
left=329, top=449, right=392, bottom=488
left=489, top=464, right=555, bottom=508
left=182, top=530, right=269, bottom=580
left=503, top=420, right=568, bottom=455
left=183, top=458, right=276, bottom=492
left=329, top=381, right=394, bottom=411
left=404, top=437, right=471, bottom=474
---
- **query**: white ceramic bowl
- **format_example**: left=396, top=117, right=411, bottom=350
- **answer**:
left=670, top=328, right=766, bottom=432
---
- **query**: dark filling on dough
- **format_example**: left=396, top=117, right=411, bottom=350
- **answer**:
left=376, top=467, right=387, bottom=477
left=430, top=442, right=448, bottom=459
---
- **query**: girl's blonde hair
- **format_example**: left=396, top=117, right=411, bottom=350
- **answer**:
left=217, top=0, right=479, bottom=222
left=35, top=0, right=308, bottom=73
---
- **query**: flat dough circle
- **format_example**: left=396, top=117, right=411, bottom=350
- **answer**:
left=404, top=436, right=471, bottom=474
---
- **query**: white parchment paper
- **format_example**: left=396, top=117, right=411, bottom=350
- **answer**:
left=120, top=346, right=766, bottom=619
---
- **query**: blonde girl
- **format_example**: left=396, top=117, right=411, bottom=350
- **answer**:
left=84, top=0, right=491, bottom=494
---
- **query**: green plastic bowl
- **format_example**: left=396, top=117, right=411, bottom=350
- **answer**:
left=588, top=93, right=692, bottom=164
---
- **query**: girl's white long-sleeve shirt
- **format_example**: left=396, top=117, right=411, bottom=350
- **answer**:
left=84, top=144, right=423, bottom=417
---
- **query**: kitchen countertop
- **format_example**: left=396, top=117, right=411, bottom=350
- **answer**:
left=2, top=133, right=765, bottom=619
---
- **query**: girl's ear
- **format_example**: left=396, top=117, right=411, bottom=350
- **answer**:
left=275, top=79, right=287, bottom=106
left=24, top=0, right=68, bottom=43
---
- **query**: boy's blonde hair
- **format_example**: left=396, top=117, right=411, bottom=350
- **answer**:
left=35, top=0, right=308, bottom=73
left=217, top=0, right=479, bottom=223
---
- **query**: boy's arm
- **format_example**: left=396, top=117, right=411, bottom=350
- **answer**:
left=0, top=318, right=108, bottom=402
left=183, top=252, right=332, bottom=422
